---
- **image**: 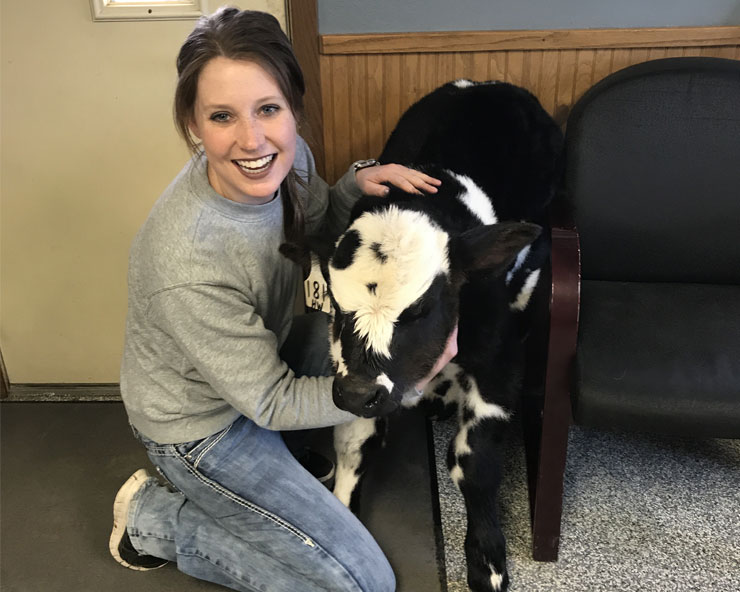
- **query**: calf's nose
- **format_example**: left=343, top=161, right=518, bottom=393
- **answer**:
left=332, top=376, right=392, bottom=417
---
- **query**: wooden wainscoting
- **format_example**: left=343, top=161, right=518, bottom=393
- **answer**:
left=313, top=27, right=739, bottom=183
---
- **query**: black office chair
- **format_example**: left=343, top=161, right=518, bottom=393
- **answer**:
left=524, top=56, right=740, bottom=561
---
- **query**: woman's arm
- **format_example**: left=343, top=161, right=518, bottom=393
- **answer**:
left=148, top=283, right=356, bottom=431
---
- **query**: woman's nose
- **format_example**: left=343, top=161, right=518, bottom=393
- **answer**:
left=236, top=118, right=264, bottom=151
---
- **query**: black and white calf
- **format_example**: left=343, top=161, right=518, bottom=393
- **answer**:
left=319, top=80, right=563, bottom=592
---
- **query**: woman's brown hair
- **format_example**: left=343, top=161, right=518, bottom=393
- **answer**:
left=174, top=7, right=310, bottom=274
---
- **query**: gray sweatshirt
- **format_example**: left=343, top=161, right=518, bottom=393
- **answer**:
left=121, top=137, right=358, bottom=443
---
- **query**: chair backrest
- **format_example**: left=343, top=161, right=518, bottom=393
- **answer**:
left=566, top=57, right=740, bottom=284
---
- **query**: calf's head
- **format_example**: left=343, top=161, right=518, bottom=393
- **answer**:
left=320, top=205, right=539, bottom=418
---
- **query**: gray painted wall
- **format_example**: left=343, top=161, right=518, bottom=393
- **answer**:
left=319, top=0, right=740, bottom=34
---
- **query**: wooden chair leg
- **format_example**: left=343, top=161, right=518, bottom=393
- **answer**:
left=524, top=223, right=580, bottom=561
left=530, top=378, right=572, bottom=561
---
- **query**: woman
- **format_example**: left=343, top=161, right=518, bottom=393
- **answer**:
left=110, top=7, right=454, bottom=591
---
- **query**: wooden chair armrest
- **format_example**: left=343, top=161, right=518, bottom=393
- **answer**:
left=548, top=188, right=580, bottom=384
left=549, top=224, right=580, bottom=377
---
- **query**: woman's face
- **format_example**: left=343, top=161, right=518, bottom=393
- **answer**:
left=190, top=57, right=297, bottom=204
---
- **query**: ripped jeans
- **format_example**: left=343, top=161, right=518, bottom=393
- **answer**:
left=125, top=313, right=395, bottom=592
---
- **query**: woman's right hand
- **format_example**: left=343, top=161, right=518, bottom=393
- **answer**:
left=356, top=163, right=442, bottom=197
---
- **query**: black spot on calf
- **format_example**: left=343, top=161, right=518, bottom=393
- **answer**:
left=456, top=369, right=472, bottom=393
left=433, top=379, right=453, bottom=398
left=331, top=230, right=361, bottom=270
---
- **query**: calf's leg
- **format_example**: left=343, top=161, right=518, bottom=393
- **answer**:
left=333, top=417, right=387, bottom=514
left=448, top=374, right=513, bottom=592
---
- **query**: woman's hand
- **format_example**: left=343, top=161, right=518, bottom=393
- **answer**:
left=414, top=323, right=458, bottom=394
left=355, top=163, right=441, bottom=197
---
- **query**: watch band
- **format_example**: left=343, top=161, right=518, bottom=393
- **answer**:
left=352, top=159, right=380, bottom=172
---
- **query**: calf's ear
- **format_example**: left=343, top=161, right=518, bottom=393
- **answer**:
left=305, top=233, right=337, bottom=282
left=449, top=222, right=541, bottom=275
left=306, top=233, right=336, bottom=264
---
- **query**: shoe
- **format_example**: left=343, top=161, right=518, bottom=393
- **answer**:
left=109, top=469, right=168, bottom=571
left=297, top=449, right=336, bottom=487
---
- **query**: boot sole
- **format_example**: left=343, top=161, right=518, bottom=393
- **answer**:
left=109, top=469, right=165, bottom=571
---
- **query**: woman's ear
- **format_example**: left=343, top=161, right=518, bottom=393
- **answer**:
left=188, top=120, right=201, bottom=140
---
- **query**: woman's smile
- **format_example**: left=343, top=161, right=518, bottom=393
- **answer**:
left=234, top=154, right=276, bottom=177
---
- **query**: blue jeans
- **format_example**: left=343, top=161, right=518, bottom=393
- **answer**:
left=126, top=313, right=395, bottom=592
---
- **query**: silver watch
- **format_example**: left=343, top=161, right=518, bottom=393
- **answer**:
left=352, top=159, right=380, bottom=173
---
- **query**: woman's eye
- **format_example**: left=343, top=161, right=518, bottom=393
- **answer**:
left=210, top=112, right=230, bottom=123
left=261, top=104, right=280, bottom=116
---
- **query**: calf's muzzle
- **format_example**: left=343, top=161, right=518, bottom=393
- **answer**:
left=332, top=374, right=398, bottom=417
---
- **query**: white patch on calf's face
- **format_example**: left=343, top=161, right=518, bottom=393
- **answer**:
left=329, top=206, right=450, bottom=358
left=376, top=373, right=394, bottom=392
left=450, top=172, right=497, bottom=225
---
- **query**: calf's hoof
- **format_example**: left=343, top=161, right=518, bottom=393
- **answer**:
left=465, top=535, right=509, bottom=592
left=467, top=563, right=509, bottom=592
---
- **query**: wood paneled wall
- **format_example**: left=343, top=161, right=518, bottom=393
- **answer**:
left=310, top=26, right=739, bottom=183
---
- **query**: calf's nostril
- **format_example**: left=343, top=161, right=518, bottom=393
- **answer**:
left=364, top=388, right=385, bottom=409
left=332, top=381, right=343, bottom=401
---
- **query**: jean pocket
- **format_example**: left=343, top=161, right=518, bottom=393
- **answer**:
left=174, top=423, right=233, bottom=469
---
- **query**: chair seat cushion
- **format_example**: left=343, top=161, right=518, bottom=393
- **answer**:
left=575, top=280, right=740, bottom=438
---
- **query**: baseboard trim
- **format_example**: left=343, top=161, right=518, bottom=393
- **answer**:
left=0, top=349, right=9, bottom=399
left=1, top=384, right=121, bottom=402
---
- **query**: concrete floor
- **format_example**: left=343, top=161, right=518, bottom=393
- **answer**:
left=0, top=402, right=443, bottom=592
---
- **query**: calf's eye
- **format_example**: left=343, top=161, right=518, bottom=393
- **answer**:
left=398, top=301, right=430, bottom=324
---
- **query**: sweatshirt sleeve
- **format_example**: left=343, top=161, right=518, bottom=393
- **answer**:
left=148, top=282, right=356, bottom=431
left=293, top=136, right=364, bottom=237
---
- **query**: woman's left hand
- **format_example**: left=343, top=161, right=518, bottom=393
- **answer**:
left=414, top=323, right=458, bottom=394
left=356, top=163, right=441, bottom=197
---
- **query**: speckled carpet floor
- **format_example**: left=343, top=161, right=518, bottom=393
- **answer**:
left=432, top=416, right=740, bottom=592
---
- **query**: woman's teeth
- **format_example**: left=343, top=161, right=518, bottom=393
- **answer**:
left=235, top=155, right=275, bottom=173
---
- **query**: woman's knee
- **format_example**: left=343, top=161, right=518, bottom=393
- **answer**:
left=340, top=538, right=395, bottom=592
left=364, top=553, right=395, bottom=592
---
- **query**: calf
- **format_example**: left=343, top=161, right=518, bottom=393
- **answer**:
left=320, top=80, right=563, bottom=592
